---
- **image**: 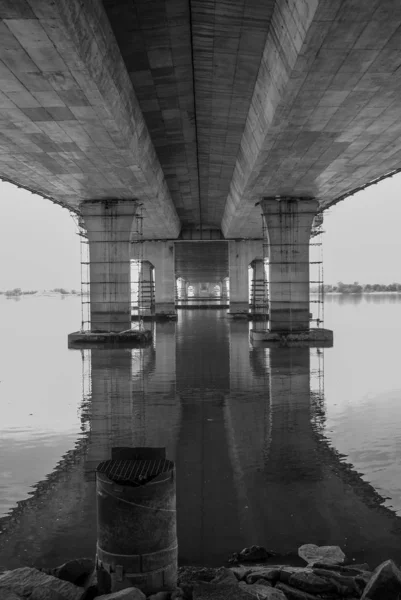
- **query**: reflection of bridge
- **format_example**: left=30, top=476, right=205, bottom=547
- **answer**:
left=3, top=1, right=401, bottom=334
left=2, top=313, right=401, bottom=567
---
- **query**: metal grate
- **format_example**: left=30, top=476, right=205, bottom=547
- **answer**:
left=97, top=459, right=173, bottom=486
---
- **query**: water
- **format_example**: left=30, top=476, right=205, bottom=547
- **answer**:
left=1, top=294, right=401, bottom=569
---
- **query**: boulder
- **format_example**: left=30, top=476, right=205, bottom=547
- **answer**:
left=252, top=579, right=272, bottom=587
left=279, top=567, right=312, bottom=584
left=49, top=558, right=95, bottom=585
left=238, top=582, right=284, bottom=599
left=361, top=559, right=401, bottom=599
left=276, top=582, right=322, bottom=599
left=193, top=581, right=258, bottom=600
left=210, top=567, right=237, bottom=585
left=0, top=568, right=83, bottom=600
left=170, top=589, right=185, bottom=600
left=236, top=546, right=275, bottom=563
left=148, top=592, right=171, bottom=600
left=96, top=588, right=147, bottom=600
left=230, top=566, right=252, bottom=581
left=30, top=590, right=72, bottom=600
left=298, top=544, right=346, bottom=566
left=288, top=571, right=336, bottom=594
left=246, top=567, right=281, bottom=584
left=0, top=592, right=24, bottom=600
left=313, top=568, right=360, bottom=595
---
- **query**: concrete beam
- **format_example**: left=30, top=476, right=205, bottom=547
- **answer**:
left=0, top=0, right=180, bottom=237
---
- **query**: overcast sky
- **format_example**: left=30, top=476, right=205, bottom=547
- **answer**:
left=0, top=175, right=400, bottom=290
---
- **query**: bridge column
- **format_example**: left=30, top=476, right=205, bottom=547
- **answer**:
left=142, top=241, right=176, bottom=318
left=139, top=260, right=155, bottom=315
left=228, top=240, right=263, bottom=316
left=250, top=259, right=266, bottom=314
left=81, top=200, right=138, bottom=333
left=260, top=198, right=318, bottom=332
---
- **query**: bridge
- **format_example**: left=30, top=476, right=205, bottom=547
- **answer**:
left=0, top=0, right=399, bottom=335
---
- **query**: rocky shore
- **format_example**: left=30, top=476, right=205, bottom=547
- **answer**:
left=1, top=544, right=401, bottom=600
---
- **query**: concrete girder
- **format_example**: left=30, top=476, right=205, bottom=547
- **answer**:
left=222, top=0, right=401, bottom=237
left=0, top=0, right=180, bottom=238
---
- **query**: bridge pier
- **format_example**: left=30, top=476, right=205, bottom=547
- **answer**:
left=262, top=198, right=317, bottom=332
left=81, top=200, right=138, bottom=333
left=142, top=241, right=176, bottom=319
left=228, top=240, right=263, bottom=318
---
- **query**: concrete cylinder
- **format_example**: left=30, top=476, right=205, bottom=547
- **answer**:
left=96, top=457, right=177, bottom=595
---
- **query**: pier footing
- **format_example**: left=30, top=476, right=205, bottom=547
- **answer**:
left=250, top=328, right=333, bottom=347
left=68, top=329, right=152, bottom=348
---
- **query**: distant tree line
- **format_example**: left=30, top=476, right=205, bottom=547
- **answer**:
left=0, top=288, right=79, bottom=296
left=324, top=282, right=401, bottom=294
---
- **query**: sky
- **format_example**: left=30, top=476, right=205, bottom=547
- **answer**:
left=0, top=174, right=401, bottom=290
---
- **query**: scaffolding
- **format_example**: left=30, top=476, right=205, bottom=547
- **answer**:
left=70, top=215, right=90, bottom=332
left=79, top=348, right=92, bottom=432
left=131, top=206, right=154, bottom=323
left=261, top=208, right=325, bottom=329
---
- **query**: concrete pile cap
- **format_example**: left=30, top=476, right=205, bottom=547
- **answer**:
left=96, top=458, right=174, bottom=487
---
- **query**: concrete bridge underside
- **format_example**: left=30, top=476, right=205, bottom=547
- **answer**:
left=0, top=0, right=401, bottom=239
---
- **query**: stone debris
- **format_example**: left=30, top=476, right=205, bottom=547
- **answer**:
left=0, top=567, right=84, bottom=600
left=210, top=567, right=237, bottom=585
left=360, top=559, right=401, bottom=599
left=246, top=567, right=282, bottom=584
left=239, top=581, right=285, bottom=599
left=298, top=545, right=346, bottom=567
left=229, top=545, right=276, bottom=563
left=42, top=558, right=95, bottom=587
left=96, top=589, right=147, bottom=600
left=7, top=549, right=401, bottom=600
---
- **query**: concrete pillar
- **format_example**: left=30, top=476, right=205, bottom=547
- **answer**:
left=139, top=260, right=154, bottom=315
left=81, top=200, right=138, bottom=333
left=250, top=259, right=266, bottom=313
left=228, top=240, right=263, bottom=315
left=142, top=241, right=176, bottom=316
left=260, top=198, right=318, bottom=332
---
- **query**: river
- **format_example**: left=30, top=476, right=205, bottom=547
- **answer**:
left=1, top=293, right=401, bottom=569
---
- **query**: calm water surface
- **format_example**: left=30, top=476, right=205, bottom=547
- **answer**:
left=1, top=293, right=401, bottom=568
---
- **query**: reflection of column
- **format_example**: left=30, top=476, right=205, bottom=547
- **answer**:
left=131, top=322, right=180, bottom=461
left=86, top=348, right=133, bottom=474
left=260, top=198, right=317, bottom=332
left=81, top=200, right=138, bottom=332
left=175, top=311, right=244, bottom=563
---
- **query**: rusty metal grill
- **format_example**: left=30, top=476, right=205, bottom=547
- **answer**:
left=97, top=459, right=173, bottom=486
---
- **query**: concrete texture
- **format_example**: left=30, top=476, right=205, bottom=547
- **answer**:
left=142, top=241, right=176, bottom=316
left=81, top=199, right=138, bottom=333
left=261, top=198, right=318, bottom=332
left=1, top=1, right=401, bottom=240
left=228, top=240, right=263, bottom=315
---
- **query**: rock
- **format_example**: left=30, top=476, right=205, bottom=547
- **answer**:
left=210, top=567, right=237, bottom=585
left=230, top=566, right=252, bottom=581
left=313, top=568, right=360, bottom=595
left=170, top=588, right=185, bottom=600
left=49, top=558, right=95, bottom=586
left=148, top=592, right=171, bottom=600
left=288, top=571, right=336, bottom=594
left=312, top=562, right=370, bottom=575
left=239, top=582, right=284, bottom=599
left=279, top=567, right=312, bottom=584
left=0, top=592, right=24, bottom=600
left=253, top=578, right=272, bottom=587
left=246, top=567, right=281, bottom=584
left=230, top=545, right=275, bottom=563
left=30, top=590, right=72, bottom=600
left=298, top=544, right=346, bottom=566
left=276, top=582, right=322, bottom=599
left=96, top=588, right=146, bottom=600
left=0, top=567, right=83, bottom=600
left=193, top=581, right=257, bottom=600
left=361, top=559, right=401, bottom=599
